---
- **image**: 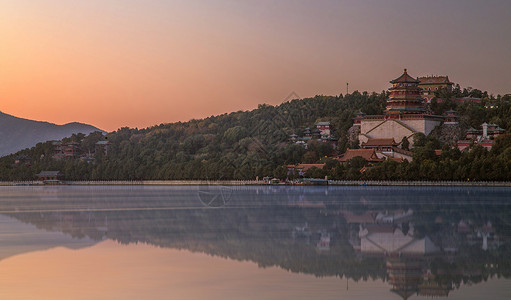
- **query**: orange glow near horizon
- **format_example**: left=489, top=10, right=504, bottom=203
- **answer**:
left=0, top=240, right=368, bottom=300
left=1, top=1, right=510, bottom=131
left=0, top=239, right=509, bottom=299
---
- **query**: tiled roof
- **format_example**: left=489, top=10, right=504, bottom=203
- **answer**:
left=362, top=138, right=398, bottom=147
left=391, top=147, right=413, bottom=157
left=390, top=69, right=420, bottom=84
left=338, top=210, right=375, bottom=224
left=418, top=76, right=453, bottom=85
left=338, top=149, right=383, bottom=162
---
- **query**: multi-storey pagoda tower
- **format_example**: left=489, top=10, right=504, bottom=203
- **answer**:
left=356, top=69, right=443, bottom=148
left=386, top=69, right=425, bottom=118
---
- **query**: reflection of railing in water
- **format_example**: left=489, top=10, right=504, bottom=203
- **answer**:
left=329, top=180, right=511, bottom=187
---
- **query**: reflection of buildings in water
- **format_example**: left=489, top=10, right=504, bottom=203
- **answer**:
left=351, top=211, right=450, bottom=299
left=458, top=220, right=500, bottom=251
left=477, top=221, right=497, bottom=251
left=291, top=224, right=333, bottom=250
left=316, top=231, right=331, bottom=251
left=387, top=258, right=454, bottom=299
left=418, top=271, right=453, bottom=298
left=291, top=222, right=311, bottom=244
left=359, top=224, right=440, bottom=256
left=386, top=258, right=422, bottom=300
left=4, top=188, right=508, bottom=300
left=375, top=209, right=413, bottom=224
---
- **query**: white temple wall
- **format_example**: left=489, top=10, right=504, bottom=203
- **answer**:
left=359, top=118, right=442, bottom=147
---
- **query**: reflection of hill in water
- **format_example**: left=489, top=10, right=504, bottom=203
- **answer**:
left=1, top=186, right=510, bottom=297
left=0, top=214, right=98, bottom=262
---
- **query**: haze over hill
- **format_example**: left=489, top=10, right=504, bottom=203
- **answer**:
left=0, top=111, right=103, bottom=157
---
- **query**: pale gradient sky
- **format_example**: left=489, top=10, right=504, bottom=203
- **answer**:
left=1, top=0, right=510, bottom=131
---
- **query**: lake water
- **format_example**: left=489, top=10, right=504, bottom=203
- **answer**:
left=0, top=185, right=510, bottom=299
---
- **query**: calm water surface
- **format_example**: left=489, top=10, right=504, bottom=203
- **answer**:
left=0, top=185, right=510, bottom=299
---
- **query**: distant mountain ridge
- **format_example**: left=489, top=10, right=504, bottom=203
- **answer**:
left=0, top=111, right=103, bottom=157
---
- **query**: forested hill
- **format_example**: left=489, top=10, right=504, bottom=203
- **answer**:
left=1, top=88, right=511, bottom=181
left=0, top=92, right=384, bottom=180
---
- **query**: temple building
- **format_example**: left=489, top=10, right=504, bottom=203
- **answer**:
left=357, top=69, right=443, bottom=148
left=361, top=138, right=413, bottom=162
left=457, top=123, right=506, bottom=151
left=443, top=109, right=459, bottom=125
left=417, top=75, right=453, bottom=103
left=289, top=122, right=338, bottom=149
left=337, top=149, right=384, bottom=164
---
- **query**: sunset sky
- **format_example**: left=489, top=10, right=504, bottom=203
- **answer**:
left=1, top=0, right=510, bottom=132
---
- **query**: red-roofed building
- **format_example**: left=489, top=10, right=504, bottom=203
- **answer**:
left=387, top=69, right=425, bottom=116
left=457, top=123, right=506, bottom=151
left=361, top=138, right=413, bottom=162
left=418, top=75, right=453, bottom=103
left=443, top=110, right=459, bottom=125
left=362, top=138, right=398, bottom=151
left=337, top=149, right=384, bottom=163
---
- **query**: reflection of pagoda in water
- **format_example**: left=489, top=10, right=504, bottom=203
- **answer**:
left=354, top=211, right=451, bottom=299
left=387, top=258, right=422, bottom=300
left=418, top=272, right=452, bottom=298
left=359, top=224, right=439, bottom=255
left=358, top=224, right=441, bottom=299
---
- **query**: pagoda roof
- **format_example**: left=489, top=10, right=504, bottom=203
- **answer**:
left=337, top=149, right=384, bottom=162
left=390, top=69, right=420, bottom=84
left=362, top=138, right=398, bottom=147
left=418, top=75, right=453, bottom=85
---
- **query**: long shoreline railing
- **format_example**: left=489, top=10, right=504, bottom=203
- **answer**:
left=1, top=180, right=511, bottom=187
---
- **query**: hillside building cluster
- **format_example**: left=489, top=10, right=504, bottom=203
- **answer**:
left=417, top=75, right=453, bottom=103
left=457, top=122, right=506, bottom=151
left=286, top=69, right=506, bottom=177
left=356, top=69, right=444, bottom=149
left=52, top=140, right=111, bottom=161
left=350, top=69, right=506, bottom=161
left=289, top=121, right=338, bottom=149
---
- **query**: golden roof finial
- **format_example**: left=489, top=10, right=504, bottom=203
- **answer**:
left=404, top=68, right=407, bottom=73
